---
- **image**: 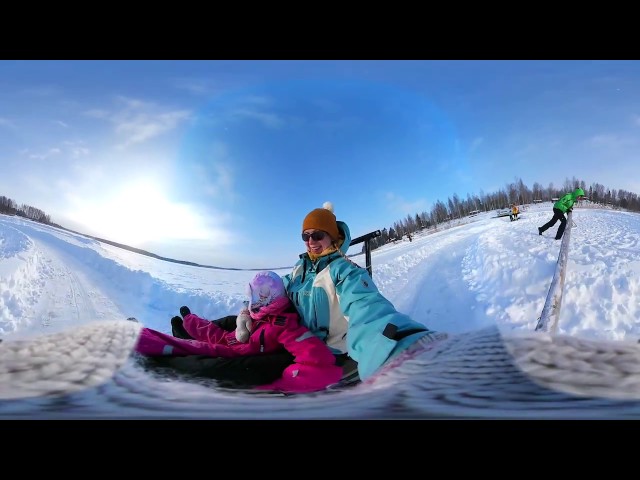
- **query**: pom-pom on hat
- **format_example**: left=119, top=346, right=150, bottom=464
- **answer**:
left=247, top=271, right=286, bottom=310
left=302, top=201, right=340, bottom=241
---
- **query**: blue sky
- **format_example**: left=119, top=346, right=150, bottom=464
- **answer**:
left=1, top=60, right=639, bottom=268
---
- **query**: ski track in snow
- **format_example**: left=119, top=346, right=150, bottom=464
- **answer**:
left=0, top=221, right=122, bottom=338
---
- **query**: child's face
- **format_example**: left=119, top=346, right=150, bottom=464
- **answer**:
left=258, top=285, right=270, bottom=301
left=249, top=272, right=285, bottom=309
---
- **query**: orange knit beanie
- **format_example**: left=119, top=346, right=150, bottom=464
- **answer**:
left=302, top=202, right=340, bottom=241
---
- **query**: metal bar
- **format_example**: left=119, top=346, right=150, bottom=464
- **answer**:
left=350, top=229, right=381, bottom=246
left=535, top=211, right=573, bottom=333
left=350, top=230, right=381, bottom=278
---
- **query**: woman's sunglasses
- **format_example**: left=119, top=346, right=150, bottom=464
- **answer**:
left=301, top=231, right=327, bottom=242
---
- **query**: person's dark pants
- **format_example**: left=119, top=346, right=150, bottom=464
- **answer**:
left=158, top=315, right=294, bottom=388
left=171, top=315, right=237, bottom=339
left=539, top=208, right=567, bottom=239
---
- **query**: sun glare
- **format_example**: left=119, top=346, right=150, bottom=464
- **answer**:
left=70, top=180, right=210, bottom=246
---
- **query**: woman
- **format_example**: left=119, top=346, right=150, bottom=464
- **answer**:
left=284, top=202, right=435, bottom=380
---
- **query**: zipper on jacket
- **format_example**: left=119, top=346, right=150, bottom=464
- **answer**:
left=301, top=258, right=307, bottom=283
left=259, top=330, right=265, bottom=352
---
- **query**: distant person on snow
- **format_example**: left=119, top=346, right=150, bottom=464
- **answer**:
left=538, top=188, right=585, bottom=240
left=510, top=204, right=519, bottom=221
left=135, top=270, right=342, bottom=394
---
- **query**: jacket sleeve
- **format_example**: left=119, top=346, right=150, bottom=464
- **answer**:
left=255, top=322, right=342, bottom=394
left=182, top=313, right=226, bottom=344
left=332, top=261, right=429, bottom=380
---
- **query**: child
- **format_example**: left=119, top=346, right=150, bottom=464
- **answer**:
left=135, top=271, right=342, bottom=394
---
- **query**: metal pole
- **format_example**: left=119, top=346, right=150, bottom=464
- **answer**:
left=535, top=211, right=573, bottom=333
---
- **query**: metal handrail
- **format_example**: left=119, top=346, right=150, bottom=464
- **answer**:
left=535, top=211, right=573, bottom=333
left=350, top=230, right=382, bottom=278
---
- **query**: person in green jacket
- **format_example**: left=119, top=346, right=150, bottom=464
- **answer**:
left=538, top=188, right=585, bottom=240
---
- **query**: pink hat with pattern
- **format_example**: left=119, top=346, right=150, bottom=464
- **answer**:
left=247, top=271, right=286, bottom=311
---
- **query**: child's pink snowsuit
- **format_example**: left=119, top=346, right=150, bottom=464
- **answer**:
left=135, top=273, right=342, bottom=393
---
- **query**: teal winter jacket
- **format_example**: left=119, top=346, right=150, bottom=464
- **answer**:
left=283, top=220, right=430, bottom=380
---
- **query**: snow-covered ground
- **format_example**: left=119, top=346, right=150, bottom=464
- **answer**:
left=1, top=203, right=640, bottom=418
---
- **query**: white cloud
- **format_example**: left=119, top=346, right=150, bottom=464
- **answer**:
left=588, top=134, right=636, bottom=149
left=114, top=110, right=191, bottom=148
left=61, top=140, right=90, bottom=158
left=469, top=136, right=484, bottom=153
left=231, top=108, right=284, bottom=129
left=0, top=117, right=16, bottom=129
left=26, top=147, right=62, bottom=161
left=84, top=96, right=192, bottom=148
left=384, top=192, right=429, bottom=217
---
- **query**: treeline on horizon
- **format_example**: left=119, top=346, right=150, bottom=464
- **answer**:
left=0, top=196, right=59, bottom=226
left=2, top=175, right=640, bottom=260
left=364, top=176, right=640, bottom=252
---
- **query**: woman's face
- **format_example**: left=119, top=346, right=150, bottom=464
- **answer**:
left=302, top=229, right=333, bottom=255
